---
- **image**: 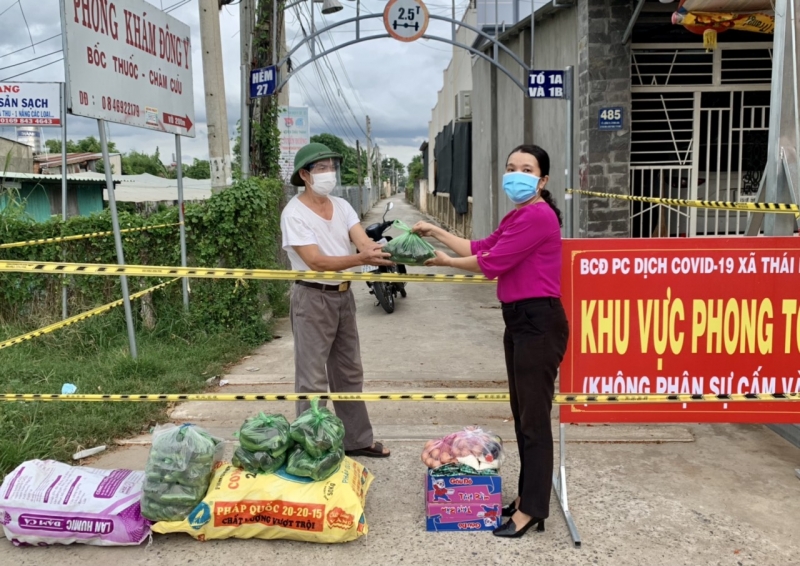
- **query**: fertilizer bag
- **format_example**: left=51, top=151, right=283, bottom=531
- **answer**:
left=0, top=460, right=150, bottom=546
left=152, top=458, right=374, bottom=544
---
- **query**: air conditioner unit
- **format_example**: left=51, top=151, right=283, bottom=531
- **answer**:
left=455, top=90, right=472, bottom=121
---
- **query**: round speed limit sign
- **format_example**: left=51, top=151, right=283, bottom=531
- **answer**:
left=384, top=0, right=430, bottom=42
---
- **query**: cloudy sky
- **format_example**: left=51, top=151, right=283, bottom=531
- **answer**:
left=0, top=0, right=472, bottom=167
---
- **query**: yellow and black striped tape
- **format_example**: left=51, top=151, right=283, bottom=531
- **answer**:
left=0, top=260, right=495, bottom=285
left=1, top=392, right=799, bottom=404
left=0, top=223, right=182, bottom=250
left=567, top=189, right=800, bottom=214
left=0, top=278, right=179, bottom=351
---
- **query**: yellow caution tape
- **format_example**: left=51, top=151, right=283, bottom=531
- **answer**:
left=1, top=392, right=799, bottom=404
left=0, top=223, right=182, bottom=250
left=0, top=260, right=494, bottom=284
left=567, top=189, right=800, bottom=215
left=0, top=278, right=179, bottom=351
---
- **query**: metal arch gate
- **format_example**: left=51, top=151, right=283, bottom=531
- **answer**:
left=274, top=12, right=531, bottom=93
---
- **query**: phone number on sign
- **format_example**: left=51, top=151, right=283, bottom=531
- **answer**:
left=100, top=96, right=140, bottom=117
left=0, top=118, right=60, bottom=125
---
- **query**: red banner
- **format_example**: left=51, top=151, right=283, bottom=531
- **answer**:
left=560, top=237, right=800, bottom=424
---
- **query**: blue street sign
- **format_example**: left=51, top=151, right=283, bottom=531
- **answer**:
left=250, top=66, right=277, bottom=98
left=527, top=70, right=564, bottom=99
left=598, top=107, right=624, bottom=131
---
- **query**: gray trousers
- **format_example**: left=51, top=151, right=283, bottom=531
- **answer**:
left=290, top=283, right=374, bottom=451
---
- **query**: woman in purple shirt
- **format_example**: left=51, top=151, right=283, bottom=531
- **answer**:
left=413, top=145, right=570, bottom=539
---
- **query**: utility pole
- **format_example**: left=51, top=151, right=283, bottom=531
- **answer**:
left=239, top=0, right=254, bottom=180
left=356, top=139, right=363, bottom=215
left=376, top=145, right=382, bottom=198
left=366, top=116, right=374, bottom=190
left=199, top=0, right=232, bottom=191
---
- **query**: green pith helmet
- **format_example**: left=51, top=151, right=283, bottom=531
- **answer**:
left=291, top=143, right=342, bottom=187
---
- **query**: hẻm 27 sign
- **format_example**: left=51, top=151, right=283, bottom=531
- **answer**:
left=0, top=82, right=62, bottom=126
left=560, top=238, right=800, bottom=424
left=61, top=0, right=196, bottom=137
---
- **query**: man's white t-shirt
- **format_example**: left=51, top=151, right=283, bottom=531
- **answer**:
left=281, top=195, right=361, bottom=283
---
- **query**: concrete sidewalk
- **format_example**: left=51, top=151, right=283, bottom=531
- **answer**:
left=2, top=195, right=800, bottom=565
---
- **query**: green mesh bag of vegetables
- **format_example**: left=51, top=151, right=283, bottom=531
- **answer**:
left=289, top=398, right=346, bottom=458
left=285, top=444, right=345, bottom=482
left=236, top=413, right=293, bottom=456
left=382, top=220, right=436, bottom=266
left=141, top=423, right=223, bottom=522
left=232, top=446, right=287, bottom=475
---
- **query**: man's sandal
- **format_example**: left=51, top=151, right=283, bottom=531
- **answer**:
left=345, top=442, right=391, bottom=458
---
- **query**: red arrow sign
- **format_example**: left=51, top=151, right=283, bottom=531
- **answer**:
left=163, top=113, right=193, bottom=131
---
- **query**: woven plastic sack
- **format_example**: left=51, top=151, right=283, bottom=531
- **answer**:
left=383, top=220, right=436, bottom=265
left=285, top=444, right=345, bottom=482
left=237, top=413, right=294, bottom=457
left=232, top=446, right=286, bottom=476
left=289, top=398, right=345, bottom=458
left=152, top=459, right=373, bottom=543
left=0, top=460, right=150, bottom=546
left=421, top=427, right=504, bottom=471
left=141, top=424, right=223, bottom=522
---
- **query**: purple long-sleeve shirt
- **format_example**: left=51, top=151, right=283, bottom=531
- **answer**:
left=471, top=202, right=562, bottom=303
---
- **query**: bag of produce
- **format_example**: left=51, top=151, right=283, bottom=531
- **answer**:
left=285, top=444, right=345, bottom=482
left=237, top=413, right=293, bottom=457
left=232, top=446, right=286, bottom=475
left=383, top=220, right=436, bottom=265
left=421, top=427, right=504, bottom=472
left=141, top=423, right=223, bottom=522
left=0, top=460, right=150, bottom=546
left=289, top=398, right=346, bottom=458
left=152, top=458, right=374, bottom=543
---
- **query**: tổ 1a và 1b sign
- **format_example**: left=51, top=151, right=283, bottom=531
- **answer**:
left=61, top=0, right=196, bottom=137
left=560, top=237, right=800, bottom=424
left=527, top=71, right=564, bottom=99
left=0, top=83, right=61, bottom=126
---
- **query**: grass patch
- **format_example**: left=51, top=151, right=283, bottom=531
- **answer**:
left=0, top=312, right=262, bottom=476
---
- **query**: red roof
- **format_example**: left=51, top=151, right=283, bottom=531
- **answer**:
left=34, top=153, right=103, bottom=167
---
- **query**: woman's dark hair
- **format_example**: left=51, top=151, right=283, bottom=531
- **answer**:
left=507, top=144, right=563, bottom=227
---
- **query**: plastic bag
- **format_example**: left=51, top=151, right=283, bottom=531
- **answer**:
left=232, top=446, right=286, bottom=475
left=421, top=427, right=504, bottom=472
left=141, top=423, right=223, bottom=522
left=0, top=460, right=150, bottom=546
left=289, top=398, right=346, bottom=458
left=383, top=220, right=436, bottom=265
left=285, top=444, right=345, bottom=482
left=237, top=413, right=293, bottom=456
left=152, top=459, right=373, bottom=544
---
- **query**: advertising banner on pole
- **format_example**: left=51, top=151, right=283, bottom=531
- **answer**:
left=560, top=237, right=800, bottom=424
left=0, top=82, right=62, bottom=126
left=60, top=0, right=196, bottom=137
left=278, top=106, right=310, bottom=183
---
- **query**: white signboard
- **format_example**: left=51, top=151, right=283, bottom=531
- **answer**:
left=278, top=106, right=310, bottom=182
left=61, top=0, right=196, bottom=137
left=0, top=82, right=61, bottom=126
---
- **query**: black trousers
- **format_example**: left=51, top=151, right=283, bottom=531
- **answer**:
left=502, top=297, right=569, bottom=519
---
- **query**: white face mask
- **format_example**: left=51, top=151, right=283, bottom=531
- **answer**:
left=310, top=171, right=337, bottom=196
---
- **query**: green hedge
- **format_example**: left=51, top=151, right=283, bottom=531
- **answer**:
left=0, top=176, right=289, bottom=344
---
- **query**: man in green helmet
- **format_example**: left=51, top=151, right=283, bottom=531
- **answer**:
left=280, top=142, right=392, bottom=458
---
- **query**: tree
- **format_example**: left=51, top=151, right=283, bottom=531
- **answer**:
left=44, top=136, right=118, bottom=155
left=407, top=154, right=424, bottom=186
left=184, top=158, right=211, bottom=180
left=122, top=148, right=167, bottom=176
left=381, top=156, right=406, bottom=187
left=310, top=133, right=365, bottom=186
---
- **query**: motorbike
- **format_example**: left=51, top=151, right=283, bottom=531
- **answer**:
left=359, top=201, right=407, bottom=314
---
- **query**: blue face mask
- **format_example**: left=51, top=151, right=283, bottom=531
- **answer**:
left=502, top=172, right=540, bottom=204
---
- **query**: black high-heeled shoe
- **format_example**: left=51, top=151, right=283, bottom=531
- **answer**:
left=492, top=517, right=545, bottom=538
left=501, top=503, right=517, bottom=517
